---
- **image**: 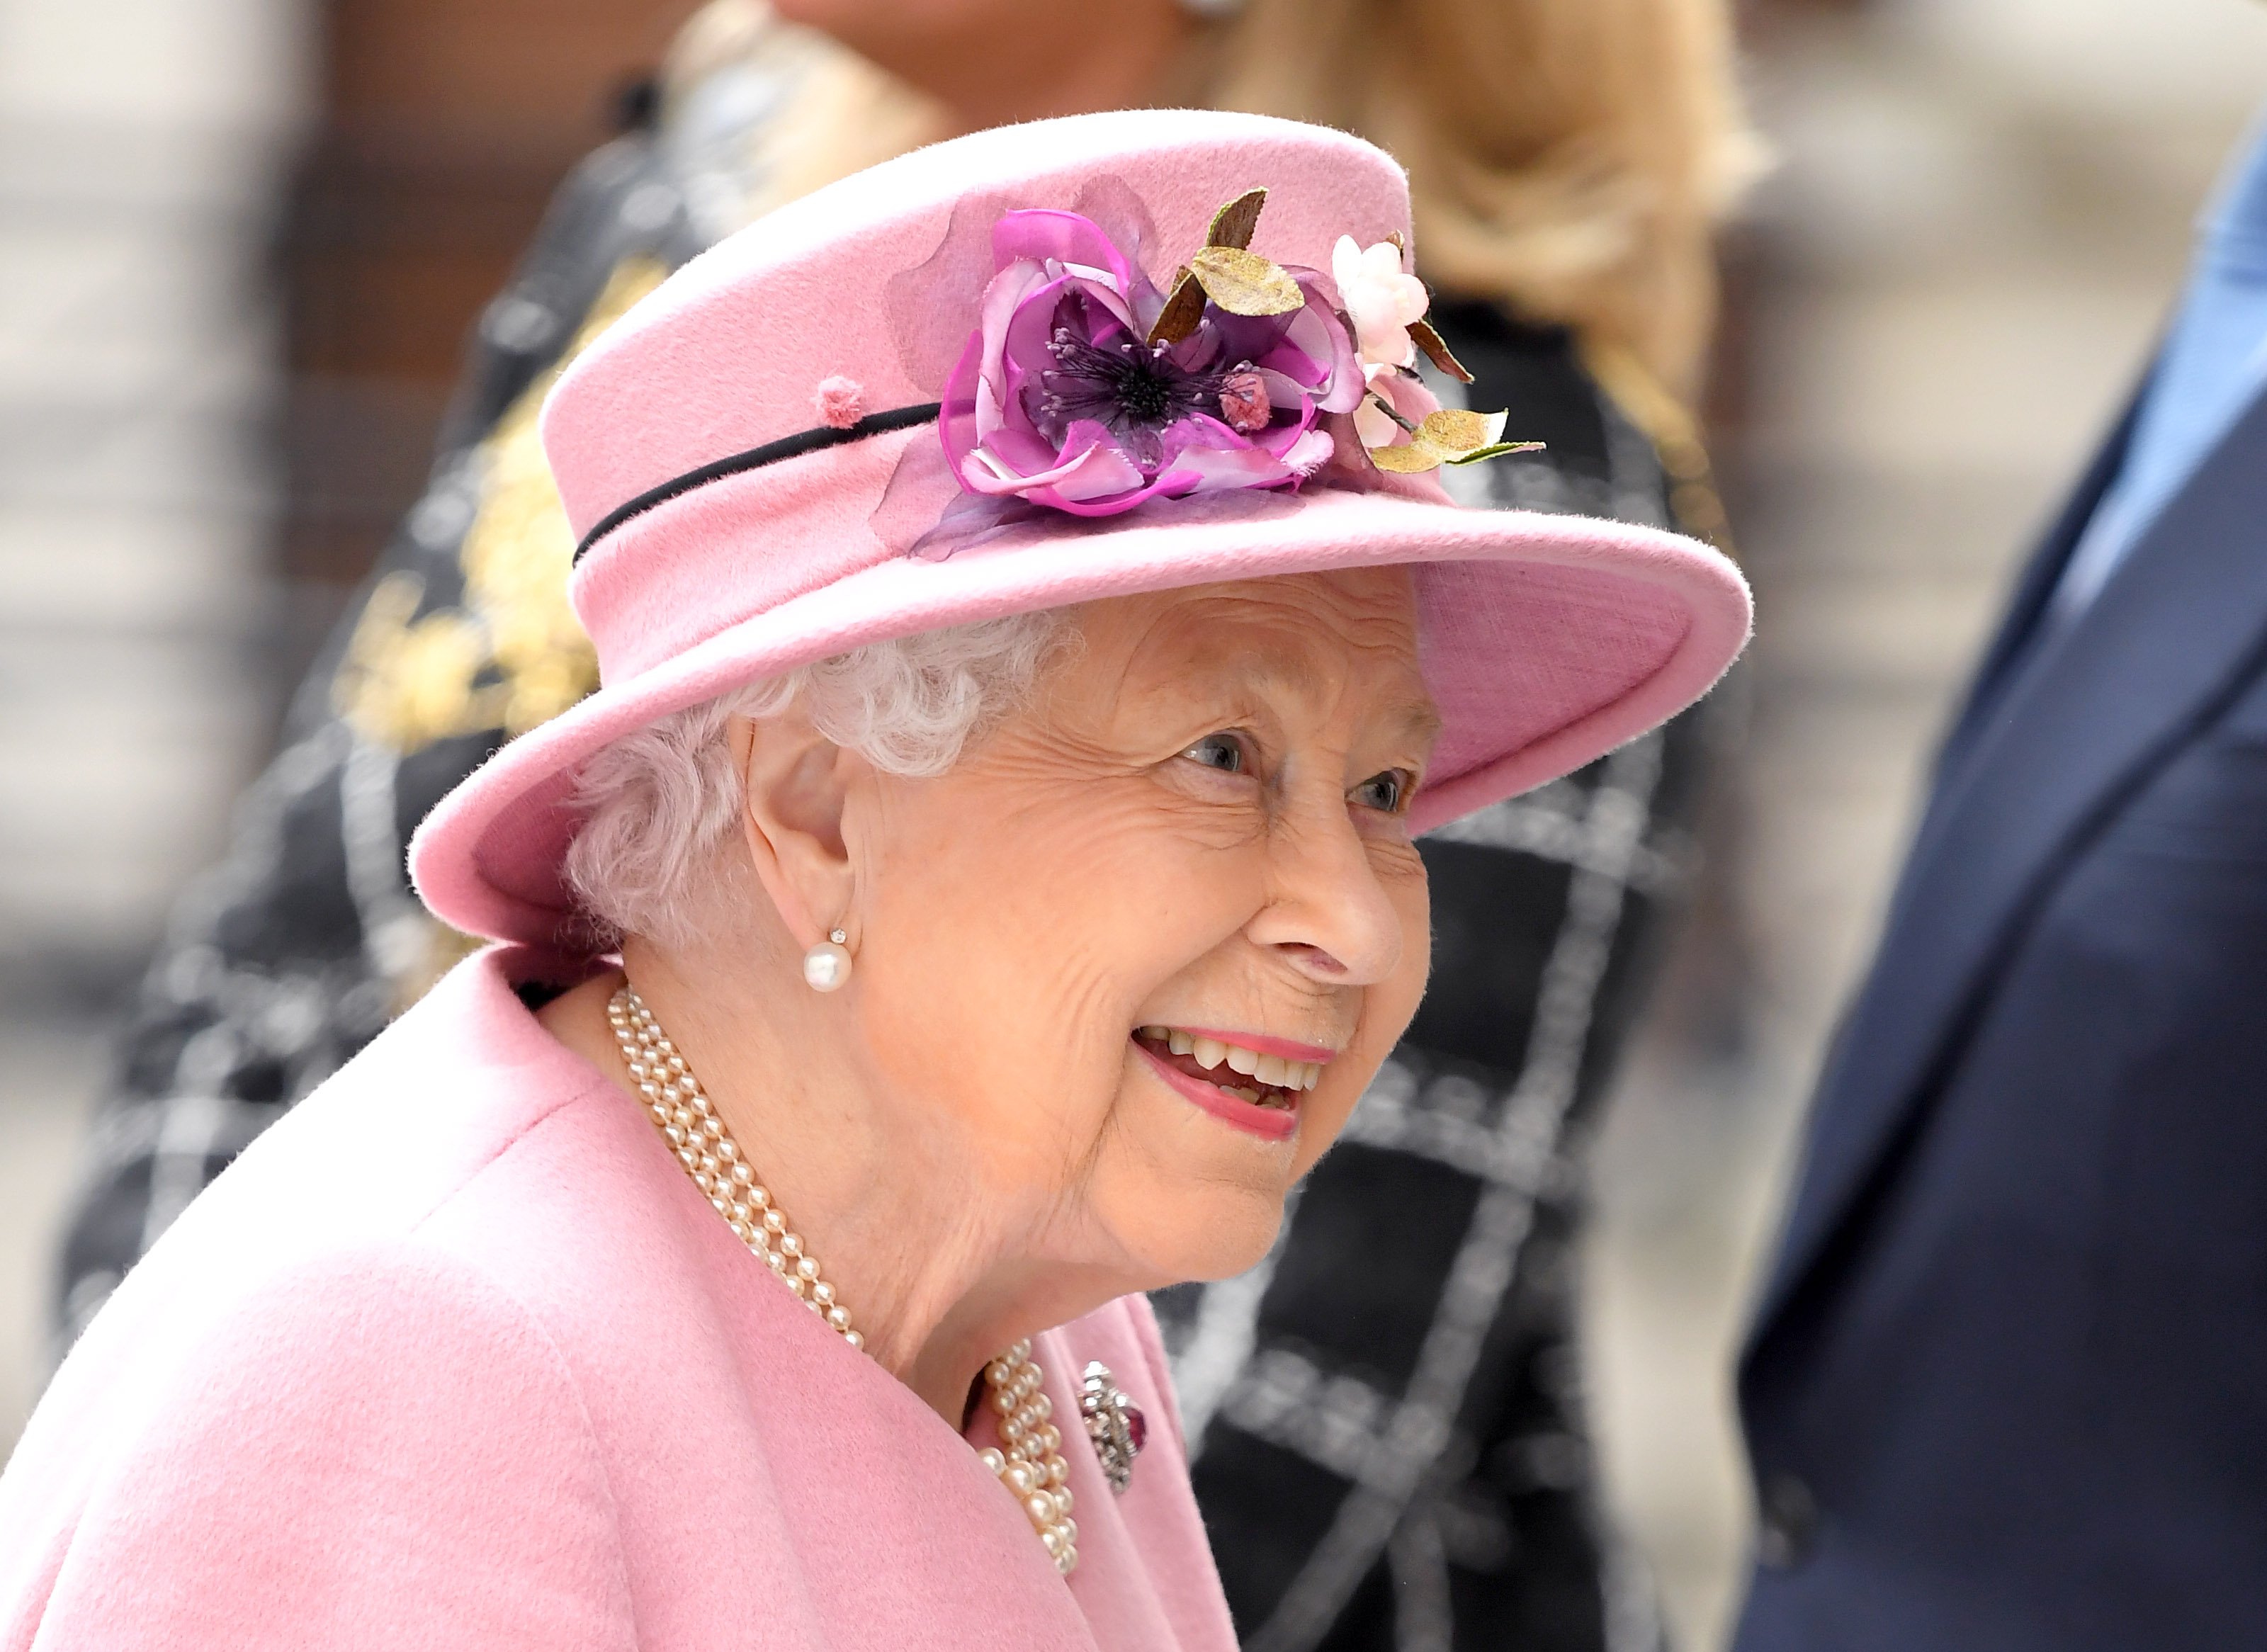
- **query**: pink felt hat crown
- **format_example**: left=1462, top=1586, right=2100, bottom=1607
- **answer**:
left=409, top=108, right=1751, bottom=949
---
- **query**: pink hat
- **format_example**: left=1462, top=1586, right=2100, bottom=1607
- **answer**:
left=409, top=109, right=1749, bottom=949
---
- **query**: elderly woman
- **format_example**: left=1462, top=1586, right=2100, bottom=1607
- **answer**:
left=0, top=113, right=1743, bottom=1645
left=61, top=3, right=1753, bottom=1643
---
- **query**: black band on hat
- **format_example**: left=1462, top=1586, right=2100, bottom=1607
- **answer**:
left=572, top=402, right=944, bottom=564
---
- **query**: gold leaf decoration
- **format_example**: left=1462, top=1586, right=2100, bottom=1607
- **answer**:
left=1420, top=409, right=1501, bottom=451
left=1205, top=188, right=1267, bottom=252
left=1408, top=317, right=1474, bottom=384
left=1187, top=245, right=1306, bottom=317
left=1146, top=191, right=1280, bottom=344
left=1367, top=441, right=1449, bottom=474
left=1368, top=407, right=1542, bottom=473
left=1445, top=441, right=1546, bottom=467
left=1147, top=265, right=1205, bottom=346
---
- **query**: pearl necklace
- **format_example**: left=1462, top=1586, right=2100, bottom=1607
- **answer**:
left=606, top=985, right=1081, bottom=1573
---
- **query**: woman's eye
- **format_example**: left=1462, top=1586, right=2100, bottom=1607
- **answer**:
left=1181, top=733, right=1248, bottom=774
left=1354, top=769, right=1413, bottom=813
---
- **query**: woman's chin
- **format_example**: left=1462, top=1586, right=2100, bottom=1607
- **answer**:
left=1103, top=1187, right=1286, bottom=1288
left=1068, top=1074, right=1308, bottom=1282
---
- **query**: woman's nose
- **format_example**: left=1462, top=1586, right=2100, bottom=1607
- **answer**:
left=1245, top=797, right=1407, bottom=987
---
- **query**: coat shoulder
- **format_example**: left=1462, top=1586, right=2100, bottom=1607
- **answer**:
left=0, top=1238, right=638, bottom=1651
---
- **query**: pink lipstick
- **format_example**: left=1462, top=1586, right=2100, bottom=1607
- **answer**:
left=1130, top=1037, right=1302, bottom=1143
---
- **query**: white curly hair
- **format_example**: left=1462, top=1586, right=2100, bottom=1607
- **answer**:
left=562, top=611, right=1070, bottom=949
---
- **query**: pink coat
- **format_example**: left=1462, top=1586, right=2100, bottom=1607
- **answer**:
left=0, top=950, right=1240, bottom=1651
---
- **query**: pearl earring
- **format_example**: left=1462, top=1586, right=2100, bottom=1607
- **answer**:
left=803, top=929, right=852, bottom=992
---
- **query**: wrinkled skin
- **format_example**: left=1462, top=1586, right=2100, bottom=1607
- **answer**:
left=542, top=567, right=1437, bottom=1420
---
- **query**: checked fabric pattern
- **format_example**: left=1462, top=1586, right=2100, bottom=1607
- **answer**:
left=49, top=47, right=1721, bottom=1652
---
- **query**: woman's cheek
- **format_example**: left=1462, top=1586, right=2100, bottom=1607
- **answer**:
left=1403, top=873, right=1433, bottom=995
left=1290, top=1083, right=1367, bottom=1179
left=1034, top=788, right=1260, bottom=951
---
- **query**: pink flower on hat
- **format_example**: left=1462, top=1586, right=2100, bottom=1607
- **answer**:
left=939, top=208, right=1362, bottom=518
left=1353, top=366, right=1428, bottom=450
left=1331, top=235, right=1432, bottom=374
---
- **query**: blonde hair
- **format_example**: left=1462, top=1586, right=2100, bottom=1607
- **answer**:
left=1194, top=0, right=1761, bottom=401
left=668, top=0, right=1757, bottom=400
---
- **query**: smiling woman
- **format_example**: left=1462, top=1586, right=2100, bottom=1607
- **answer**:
left=0, top=111, right=1746, bottom=1649
left=538, top=567, right=1442, bottom=1399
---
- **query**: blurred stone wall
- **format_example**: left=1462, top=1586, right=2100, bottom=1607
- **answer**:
left=0, top=0, right=689, bottom=1461
left=1581, top=1, right=2267, bottom=1646
left=0, top=0, right=305, bottom=1447
left=276, top=0, right=691, bottom=672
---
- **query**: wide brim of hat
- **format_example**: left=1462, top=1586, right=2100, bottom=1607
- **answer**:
left=409, top=486, right=1749, bottom=949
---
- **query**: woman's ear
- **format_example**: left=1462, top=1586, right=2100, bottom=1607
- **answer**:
left=730, top=710, right=862, bottom=950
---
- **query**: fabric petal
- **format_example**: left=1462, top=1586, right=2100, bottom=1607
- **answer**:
left=1354, top=397, right=1402, bottom=449
left=1031, top=468, right=1197, bottom=515
left=1045, top=433, right=1150, bottom=503
left=1169, top=443, right=1297, bottom=492
left=1289, top=276, right=1366, bottom=413
left=990, top=210, right=1134, bottom=290
left=938, top=330, right=991, bottom=476
left=1282, top=426, right=1336, bottom=478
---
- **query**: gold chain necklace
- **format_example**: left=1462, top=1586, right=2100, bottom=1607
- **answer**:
left=607, top=985, right=1080, bottom=1573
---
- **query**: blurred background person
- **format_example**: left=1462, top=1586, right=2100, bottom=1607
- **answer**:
left=1730, top=38, right=2267, bottom=1652
left=40, top=2, right=1754, bottom=1649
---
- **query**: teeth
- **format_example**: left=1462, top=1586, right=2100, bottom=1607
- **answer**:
left=1229, top=1087, right=1263, bottom=1104
left=1147, top=1028, right=1333, bottom=1094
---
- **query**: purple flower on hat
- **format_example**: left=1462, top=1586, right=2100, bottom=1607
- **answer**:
left=940, top=205, right=1363, bottom=517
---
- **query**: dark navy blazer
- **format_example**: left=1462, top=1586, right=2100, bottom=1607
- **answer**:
left=1734, top=375, right=2267, bottom=1650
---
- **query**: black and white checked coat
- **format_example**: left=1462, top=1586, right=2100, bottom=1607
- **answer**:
left=53, top=98, right=1714, bottom=1652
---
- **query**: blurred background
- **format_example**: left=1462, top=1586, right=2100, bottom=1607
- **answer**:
left=1, top=0, right=2264, bottom=1646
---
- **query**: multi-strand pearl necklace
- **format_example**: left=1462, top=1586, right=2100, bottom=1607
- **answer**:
left=607, top=985, right=1081, bottom=1573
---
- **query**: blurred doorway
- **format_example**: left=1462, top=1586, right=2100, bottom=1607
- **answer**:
left=276, top=0, right=700, bottom=659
